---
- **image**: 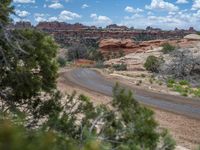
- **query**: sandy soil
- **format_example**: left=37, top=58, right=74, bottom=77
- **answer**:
left=57, top=69, right=200, bottom=150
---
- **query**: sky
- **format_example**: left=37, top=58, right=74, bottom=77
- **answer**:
left=12, top=0, right=200, bottom=30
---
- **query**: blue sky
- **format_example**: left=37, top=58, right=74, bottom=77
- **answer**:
left=12, top=0, right=200, bottom=30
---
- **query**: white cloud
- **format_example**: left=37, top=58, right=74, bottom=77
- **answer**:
left=34, top=13, right=48, bottom=22
left=90, top=13, right=97, bottom=19
left=58, top=10, right=81, bottom=21
left=48, top=17, right=58, bottom=21
left=15, top=9, right=30, bottom=17
left=176, top=0, right=188, bottom=4
left=34, top=10, right=81, bottom=22
left=125, top=6, right=143, bottom=13
left=13, top=0, right=35, bottom=3
left=124, top=14, right=143, bottom=20
left=82, top=4, right=89, bottom=9
left=147, top=11, right=153, bottom=15
left=121, top=8, right=200, bottom=30
left=90, top=13, right=112, bottom=26
left=48, top=2, right=63, bottom=9
left=145, top=0, right=179, bottom=11
left=192, top=0, right=200, bottom=10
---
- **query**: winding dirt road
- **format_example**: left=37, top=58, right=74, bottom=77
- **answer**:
left=61, top=68, right=200, bottom=120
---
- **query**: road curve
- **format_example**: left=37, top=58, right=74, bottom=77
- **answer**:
left=62, top=68, right=200, bottom=119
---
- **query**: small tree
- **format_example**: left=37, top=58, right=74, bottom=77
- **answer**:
left=57, top=57, right=66, bottom=67
left=144, top=55, right=162, bottom=73
left=162, top=43, right=175, bottom=54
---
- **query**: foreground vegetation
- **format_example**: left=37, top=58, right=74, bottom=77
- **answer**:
left=0, top=1, right=177, bottom=149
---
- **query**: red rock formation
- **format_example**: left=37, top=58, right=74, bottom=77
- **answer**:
left=99, top=37, right=200, bottom=57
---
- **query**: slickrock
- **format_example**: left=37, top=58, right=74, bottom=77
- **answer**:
left=184, top=34, right=200, bottom=41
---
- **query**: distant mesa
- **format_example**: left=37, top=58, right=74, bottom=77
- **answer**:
left=9, top=21, right=198, bottom=49
left=106, top=24, right=129, bottom=30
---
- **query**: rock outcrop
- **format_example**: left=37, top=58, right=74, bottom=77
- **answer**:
left=99, top=36, right=200, bottom=56
left=99, top=39, right=135, bottom=49
left=184, top=34, right=200, bottom=41
left=99, top=39, right=168, bottom=55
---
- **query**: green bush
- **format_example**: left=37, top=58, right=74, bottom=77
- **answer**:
left=162, top=43, right=175, bottom=54
left=57, top=57, right=66, bottom=67
left=144, top=56, right=161, bottom=73
left=194, top=89, right=200, bottom=97
left=167, top=79, right=175, bottom=87
left=167, top=79, right=175, bottom=84
left=113, top=63, right=127, bottom=71
left=179, top=80, right=189, bottom=86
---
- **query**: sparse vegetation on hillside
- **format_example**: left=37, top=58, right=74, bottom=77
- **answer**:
left=167, top=79, right=200, bottom=97
left=113, top=63, right=127, bottom=71
left=66, top=43, right=103, bottom=61
left=162, top=43, right=175, bottom=54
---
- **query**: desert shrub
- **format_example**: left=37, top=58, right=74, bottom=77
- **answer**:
left=181, top=92, right=188, bottom=97
left=194, top=89, right=200, bottom=97
left=160, top=129, right=176, bottom=150
left=144, top=56, right=161, bottom=73
left=87, top=47, right=104, bottom=61
left=113, top=63, right=127, bottom=71
left=95, top=61, right=105, bottom=68
left=149, top=78, right=153, bottom=84
left=167, top=79, right=175, bottom=84
left=136, top=80, right=142, bottom=86
left=162, top=43, right=175, bottom=54
left=119, top=49, right=125, bottom=57
left=57, top=57, right=66, bottom=67
left=179, top=80, right=189, bottom=86
left=167, top=79, right=175, bottom=87
left=141, top=74, right=146, bottom=78
left=158, top=81, right=163, bottom=85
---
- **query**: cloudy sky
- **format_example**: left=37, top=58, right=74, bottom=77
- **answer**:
left=12, top=0, right=200, bottom=30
